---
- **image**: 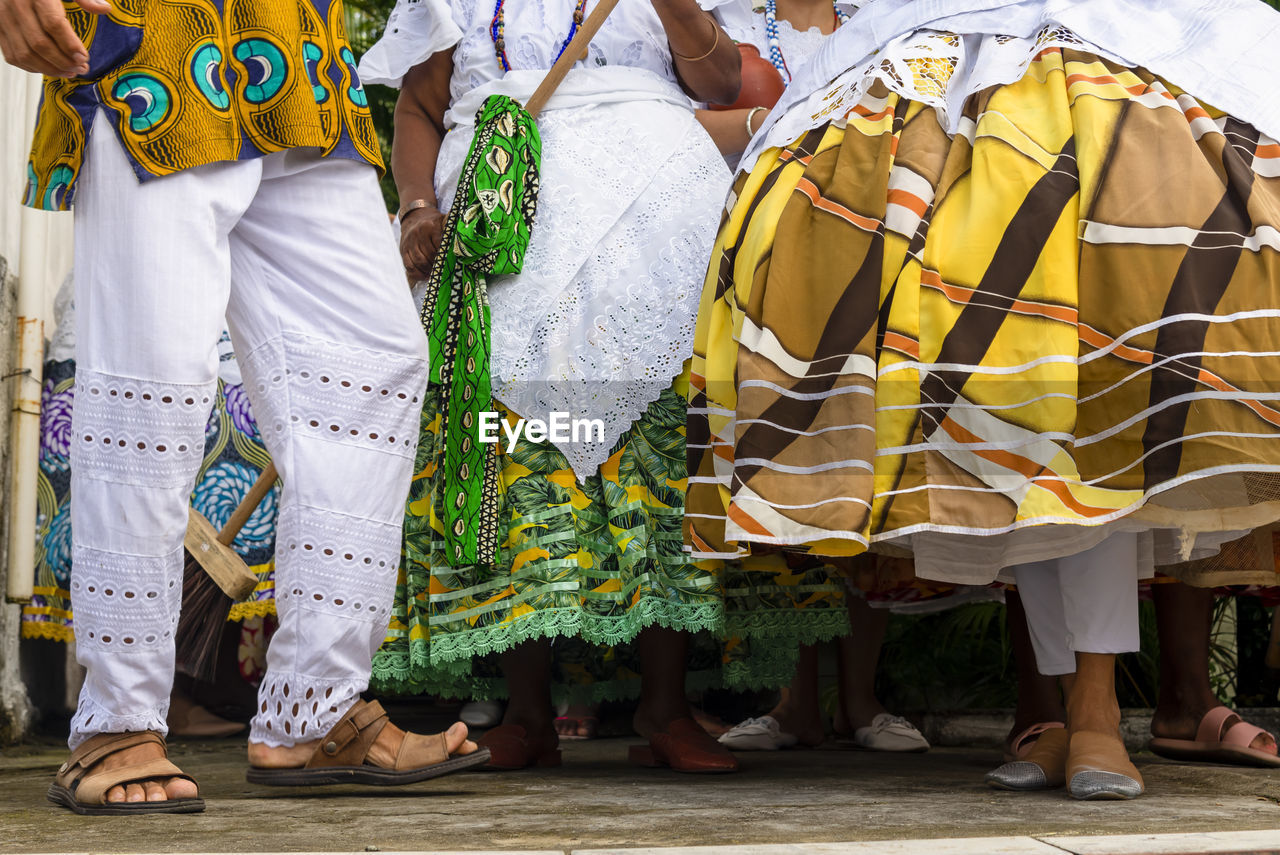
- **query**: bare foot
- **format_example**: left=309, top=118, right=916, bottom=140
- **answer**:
left=100, top=742, right=199, bottom=803
left=248, top=720, right=477, bottom=768
left=555, top=704, right=599, bottom=739
left=1151, top=705, right=1277, bottom=754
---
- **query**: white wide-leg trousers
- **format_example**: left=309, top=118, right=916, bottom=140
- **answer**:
left=68, top=114, right=429, bottom=749
left=1011, top=533, right=1141, bottom=676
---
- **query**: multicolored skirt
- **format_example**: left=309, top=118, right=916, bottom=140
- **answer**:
left=686, top=44, right=1280, bottom=583
left=371, top=368, right=850, bottom=699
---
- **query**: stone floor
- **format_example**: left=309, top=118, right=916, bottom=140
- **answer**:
left=2, top=734, right=1279, bottom=854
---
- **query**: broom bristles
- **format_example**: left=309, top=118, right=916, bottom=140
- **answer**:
left=175, top=554, right=233, bottom=683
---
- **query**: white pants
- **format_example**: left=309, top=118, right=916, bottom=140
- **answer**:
left=68, top=114, right=429, bottom=749
left=1011, top=533, right=1141, bottom=676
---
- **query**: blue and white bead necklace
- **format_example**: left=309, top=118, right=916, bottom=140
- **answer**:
left=491, top=0, right=590, bottom=72
left=764, top=0, right=849, bottom=82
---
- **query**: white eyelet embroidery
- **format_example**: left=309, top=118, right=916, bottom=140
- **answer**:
left=67, top=545, right=182, bottom=749
left=71, top=370, right=214, bottom=488
left=754, top=26, right=1122, bottom=171
left=249, top=675, right=362, bottom=745
left=69, top=545, right=182, bottom=653
left=69, top=698, right=168, bottom=750
left=271, top=505, right=400, bottom=621
left=239, top=333, right=426, bottom=461
left=435, top=106, right=726, bottom=479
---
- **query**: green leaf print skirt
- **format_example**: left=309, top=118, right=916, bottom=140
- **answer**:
left=371, top=366, right=851, bottom=700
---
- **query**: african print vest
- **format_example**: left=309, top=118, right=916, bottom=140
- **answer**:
left=23, top=0, right=382, bottom=211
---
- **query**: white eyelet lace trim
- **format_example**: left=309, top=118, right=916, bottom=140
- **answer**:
left=752, top=26, right=1127, bottom=172
left=70, top=370, right=214, bottom=488
left=69, top=545, right=181, bottom=653
left=249, top=675, right=362, bottom=745
left=69, top=697, right=169, bottom=750
left=239, top=332, right=426, bottom=461
left=272, top=505, right=400, bottom=620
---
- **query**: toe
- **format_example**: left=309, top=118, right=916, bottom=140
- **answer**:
left=444, top=720, right=472, bottom=754
left=105, top=784, right=127, bottom=804
left=144, top=780, right=168, bottom=802
left=125, top=782, right=147, bottom=803
left=165, top=776, right=200, bottom=800
left=1252, top=731, right=1278, bottom=755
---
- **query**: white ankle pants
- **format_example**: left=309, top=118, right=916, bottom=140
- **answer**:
left=68, top=114, right=429, bottom=749
left=1011, top=532, right=1141, bottom=676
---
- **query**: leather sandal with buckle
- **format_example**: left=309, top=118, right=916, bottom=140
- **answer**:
left=245, top=699, right=490, bottom=786
left=48, top=731, right=205, bottom=815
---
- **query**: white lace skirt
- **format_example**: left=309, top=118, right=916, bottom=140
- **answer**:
left=434, top=97, right=730, bottom=479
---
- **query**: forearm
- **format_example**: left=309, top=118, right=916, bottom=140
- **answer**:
left=653, top=0, right=740, bottom=105
left=390, top=103, right=443, bottom=211
left=695, top=107, right=764, bottom=158
left=390, top=51, right=454, bottom=213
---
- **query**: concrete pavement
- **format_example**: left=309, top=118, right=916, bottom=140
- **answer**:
left=2, top=736, right=1279, bottom=854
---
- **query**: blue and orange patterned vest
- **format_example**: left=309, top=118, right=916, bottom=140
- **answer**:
left=23, top=0, right=383, bottom=211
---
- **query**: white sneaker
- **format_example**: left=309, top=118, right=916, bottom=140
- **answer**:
left=459, top=700, right=504, bottom=728
left=852, top=713, right=930, bottom=753
left=717, top=715, right=799, bottom=751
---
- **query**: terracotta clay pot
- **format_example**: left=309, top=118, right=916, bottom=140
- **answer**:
left=711, top=43, right=785, bottom=111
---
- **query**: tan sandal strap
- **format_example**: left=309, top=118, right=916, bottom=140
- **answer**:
left=394, top=730, right=450, bottom=770
left=307, top=699, right=392, bottom=768
left=67, top=731, right=165, bottom=774
left=75, top=757, right=194, bottom=805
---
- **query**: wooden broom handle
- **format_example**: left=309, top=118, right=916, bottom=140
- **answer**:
left=525, top=0, right=623, bottom=119
left=218, top=462, right=279, bottom=546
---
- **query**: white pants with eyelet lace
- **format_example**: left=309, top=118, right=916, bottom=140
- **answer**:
left=67, top=113, right=429, bottom=750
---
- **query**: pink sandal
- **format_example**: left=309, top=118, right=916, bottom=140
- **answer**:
left=1149, top=706, right=1280, bottom=768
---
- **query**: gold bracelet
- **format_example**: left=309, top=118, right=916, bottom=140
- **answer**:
left=671, top=15, right=720, bottom=62
left=745, top=106, right=767, bottom=137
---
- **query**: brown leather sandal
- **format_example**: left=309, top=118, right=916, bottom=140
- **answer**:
left=245, top=699, right=490, bottom=786
left=47, top=731, right=205, bottom=815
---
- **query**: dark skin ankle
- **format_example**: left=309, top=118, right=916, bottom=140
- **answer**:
left=1149, top=582, right=1274, bottom=751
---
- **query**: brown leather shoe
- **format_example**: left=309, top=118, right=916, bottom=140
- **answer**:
left=1066, top=730, right=1144, bottom=800
left=245, top=699, right=489, bottom=785
left=477, top=724, right=562, bottom=769
left=986, top=726, right=1069, bottom=790
left=630, top=717, right=739, bottom=773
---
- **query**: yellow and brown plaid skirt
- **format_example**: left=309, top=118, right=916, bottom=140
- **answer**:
left=687, top=46, right=1280, bottom=583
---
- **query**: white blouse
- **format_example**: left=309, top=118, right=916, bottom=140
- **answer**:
left=360, top=0, right=733, bottom=478
left=716, top=3, right=853, bottom=81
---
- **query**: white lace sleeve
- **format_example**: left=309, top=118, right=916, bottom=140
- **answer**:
left=358, top=0, right=464, bottom=89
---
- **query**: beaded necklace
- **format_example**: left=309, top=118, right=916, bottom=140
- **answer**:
left=491, top=0, right=591, bottom=72
left=763, top=0, right=848, bottom=82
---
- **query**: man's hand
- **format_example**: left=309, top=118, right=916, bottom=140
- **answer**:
left=400, top=204, right=445, bottom=280
left=0, top=0, right=112, bottom=78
